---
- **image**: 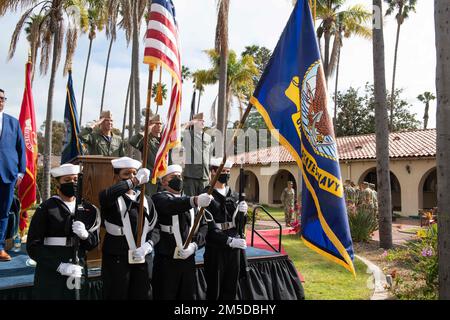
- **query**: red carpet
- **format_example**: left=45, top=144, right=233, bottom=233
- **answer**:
left=246, top=228, right=305, bottom=282
left=246, top=228, right=292, bottom=254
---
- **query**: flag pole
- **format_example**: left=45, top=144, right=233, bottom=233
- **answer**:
left=136, top=64, right=156, bottom=245
left=183, top=103, right=253, bottom=249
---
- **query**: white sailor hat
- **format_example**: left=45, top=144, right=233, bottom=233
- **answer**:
left=50, top=164, right=80, bottom=178
left=111, top=157, right=142, bottom=170
left=210, top=157, right=233, bottom=169
left=162, top=164, right=182, bottom=178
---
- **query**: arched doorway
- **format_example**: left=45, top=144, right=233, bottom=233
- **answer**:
left=272, top=170, right=297, bottom=204
left=359, top=168, right=402, bottom=211
left=420, top=168, right=437, bottom=210
left=234, top=170, right=260, bottom=203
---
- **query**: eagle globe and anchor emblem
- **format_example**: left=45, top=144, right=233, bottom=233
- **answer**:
left=284, top=61, right=338, bottom=161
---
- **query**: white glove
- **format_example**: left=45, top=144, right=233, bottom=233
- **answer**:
left=136, top=168, right=151, bottom=185
left=132, top=242, right=153, bottom=261
left=178, top=243, right=198, bottom=259
left=238, top=201, right=248, bottom=213
left=72, top=221, right=89, bottom=240
left=197, top=193, right=213, bottom=207
left=228, top=237, right=247, bottom=250
left=57, top=263, right=83, bottom=278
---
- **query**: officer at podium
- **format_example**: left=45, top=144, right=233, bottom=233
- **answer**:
left=26, top=164, right=100, bottom=300
left=203, top=158, right=248, bottom=300
left=79, top=110, right=125, bottom=157
left=151, top=164, right=212, bottom=300
left=99, top=157, right=158, bottom=300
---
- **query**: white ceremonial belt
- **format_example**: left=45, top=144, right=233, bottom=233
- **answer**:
left=105, top=220, right=125, bottom=236
left=160, top=224, right=174, bottom=234
left=43, top=237, right=73, bottom=247
left=215, top=222, right=235, bottom=231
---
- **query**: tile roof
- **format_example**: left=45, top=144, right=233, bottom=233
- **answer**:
left=230, top=129, right=436, bottom=165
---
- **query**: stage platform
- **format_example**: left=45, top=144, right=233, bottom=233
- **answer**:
left=0, top=245, right=304, bottom=300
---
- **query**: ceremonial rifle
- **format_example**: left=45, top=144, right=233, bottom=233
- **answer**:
left=72, top=167, right=84, bottom=300
left=237, top=162, right=249, bottom=279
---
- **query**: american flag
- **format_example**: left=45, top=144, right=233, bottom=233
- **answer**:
left=144, top=0, right=182, bottom=183
left=144, top=0, right=181, bottom=82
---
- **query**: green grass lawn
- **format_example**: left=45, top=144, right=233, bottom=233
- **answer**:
left=254, top=206, right=286, bottom=222
left=283, top=234, right=372, bottom=300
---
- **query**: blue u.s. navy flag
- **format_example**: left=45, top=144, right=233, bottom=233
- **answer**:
left=61, top=70, right=84, bottom=164
left=250, top=0, right=355, bottom=274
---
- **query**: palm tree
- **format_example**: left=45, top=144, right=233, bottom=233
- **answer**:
left=2, top=0, right=88, bottom=201
left=195, top=49, right=258, bottom=124
left=417, top=91, right=435, bottom=130
left=315, top=1, right=372, bottom=82
left=373, top=0, right=393, bottom=249
left=107, top=0, right=147, bottom=158
left=192, top=69, right=210, bottom=113
left=332, top=9, right=372, bottom=128
left=80, top=0, right=107, bottom=123
left=23, top=14, right=45, bottom=83
left=215, top=0, right=230, bottom=142
left=385, top=0, right=417, bottom=130
left=435, top=0, right=450, bottom=300
left=182, top=65, right=191, bottom=82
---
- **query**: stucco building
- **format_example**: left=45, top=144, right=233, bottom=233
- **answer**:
left=229, top=129, right=437, bottom=217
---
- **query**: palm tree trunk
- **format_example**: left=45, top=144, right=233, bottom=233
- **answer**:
left=132, top=3, right=141, bottom=160
left=80, top=37, right=93, bottom=124
left=217, top=0, right=229, bottom=151
left=390, top=17, right=402, bottom=131
left=197, top=89, right=202, bottom=114
left=122, top=74, right=132, bottom=141
left=42, top=21, right=61, bottom=201
left=100, top=37, right=114, bottom=114
left=324, top=30, right=331, bottom=83
left=333, top=44, right=341, bottom=131
left=128, top=66, right=135, bottom=158
left=373, top=0, right=392, bottom=250
left=435, top=0, right=450, bottom=300
left=423, top=102, right=429, bottom=130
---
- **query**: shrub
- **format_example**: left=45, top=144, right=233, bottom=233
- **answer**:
left=386, top=223, right=438, bottom=300
left=348, top=204, right=378, bottom=242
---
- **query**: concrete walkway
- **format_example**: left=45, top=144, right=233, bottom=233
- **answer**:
left=371, top=218, right=420, bottom=245
left=355, top=254, right=391, bottom=300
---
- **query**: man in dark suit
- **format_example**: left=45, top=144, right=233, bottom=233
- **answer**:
left=0, top=88, right=26, bottom=261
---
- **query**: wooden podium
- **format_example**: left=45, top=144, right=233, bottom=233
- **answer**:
left=72, top=156, right=117, bottom=268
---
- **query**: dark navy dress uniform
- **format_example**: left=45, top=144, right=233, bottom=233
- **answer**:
left=203, top=186, right=241, bottom=300
left=26, top=197, right=100, bottom=300
left=151, top=191, right=208, bottom=300
left=99, top=180, right=159, bottom=300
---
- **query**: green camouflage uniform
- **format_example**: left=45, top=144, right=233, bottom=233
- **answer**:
left=129, top=132, right=161, bottom=196
left=79, top=127, right=125, bottom=157
left=344, top=185, right=357, bottom=205
left=281, top=187, right=295, bottom=225
left=182, top=128, right=212, bottom=196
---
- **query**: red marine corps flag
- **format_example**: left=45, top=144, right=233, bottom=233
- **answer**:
left=144, top=0, right=182, bottom=183
left=18, top=59, right=38, bottom=232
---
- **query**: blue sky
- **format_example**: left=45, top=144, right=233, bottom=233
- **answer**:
left=0, top=0, right=436, bottom=132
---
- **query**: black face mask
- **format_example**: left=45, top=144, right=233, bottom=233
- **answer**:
left=59, top=182, right=77, bottom=198
left=168, top=177, right=183, bottom=192
left=218, top=173, right=230, bottom=184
